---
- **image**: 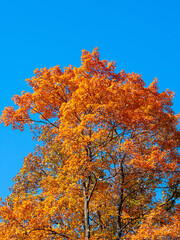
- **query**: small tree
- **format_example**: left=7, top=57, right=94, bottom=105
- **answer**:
left=1, top=48, right=180, bottom=239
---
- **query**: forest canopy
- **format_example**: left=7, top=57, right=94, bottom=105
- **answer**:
left=0, top=48, right=180, bottom=239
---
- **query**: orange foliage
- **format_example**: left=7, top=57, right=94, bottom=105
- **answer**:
left=0, top=48, right=180, bottom=239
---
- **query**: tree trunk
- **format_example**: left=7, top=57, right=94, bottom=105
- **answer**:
left=116, top=157, right=125, bottom=239
left=116, top=199, right=123, bottom=240
left=84, top=197, right=90, bottom=240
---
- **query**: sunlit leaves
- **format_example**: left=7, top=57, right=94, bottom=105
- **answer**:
left=0, top=48, right=180, bottom=239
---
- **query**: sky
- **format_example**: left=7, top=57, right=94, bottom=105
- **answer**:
left=0, top=0, right=180, bottom=200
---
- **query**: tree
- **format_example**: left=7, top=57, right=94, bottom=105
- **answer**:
left=0, top=48, right=180, bottom=239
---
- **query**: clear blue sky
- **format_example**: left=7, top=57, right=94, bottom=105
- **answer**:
left=0, top=0, right=180, bottom=199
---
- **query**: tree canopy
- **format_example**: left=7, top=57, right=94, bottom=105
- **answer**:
left=0, top=48, right=180, bottom=239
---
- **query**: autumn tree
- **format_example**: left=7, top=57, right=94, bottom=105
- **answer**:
left=0, top=48, right=180, bottom=239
